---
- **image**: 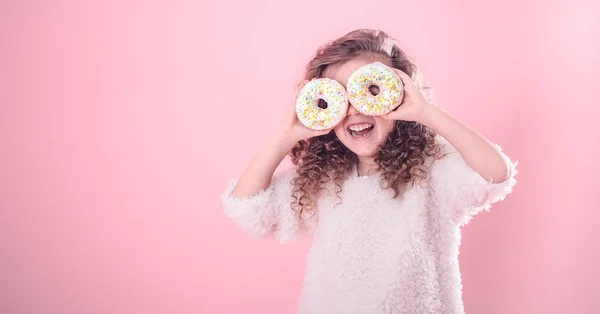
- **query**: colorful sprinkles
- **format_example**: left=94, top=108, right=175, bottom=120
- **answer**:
left=295, top=78, right=348, bottom=130
left=346, top=62, right=404, bottom=116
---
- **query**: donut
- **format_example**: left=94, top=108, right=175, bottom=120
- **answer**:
left=346, top=62, right=404, bottom=116
left=296, top=78, right=349, bottom=130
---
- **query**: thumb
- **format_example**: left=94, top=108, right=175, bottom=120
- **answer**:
left=381, top=113, right=395, bottom=120
left=381, top=105, right=406, bottom=121
left=315, top=127, right=333, bottom=136
left=381, top=110, right=401, bottom=120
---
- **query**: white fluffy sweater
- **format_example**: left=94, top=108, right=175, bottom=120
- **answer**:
left=221, top=139, right=518, bottom=314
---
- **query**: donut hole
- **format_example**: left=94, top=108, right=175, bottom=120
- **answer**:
left=368, top=85, right=380, bottom=96
left=318, top=99, right=328, bottom=109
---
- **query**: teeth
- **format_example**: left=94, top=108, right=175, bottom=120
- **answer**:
left=350, top=130, right=368, bottom=138
left=348, top=123, right=374, bottom=131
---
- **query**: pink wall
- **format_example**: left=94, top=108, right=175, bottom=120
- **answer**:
left=1, top=0, right=599, bottom=313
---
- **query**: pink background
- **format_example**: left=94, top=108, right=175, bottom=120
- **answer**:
left=1, top=0, right=599, bottom=313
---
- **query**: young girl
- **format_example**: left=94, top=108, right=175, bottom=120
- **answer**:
left=221, top=29, right=518, bottom=314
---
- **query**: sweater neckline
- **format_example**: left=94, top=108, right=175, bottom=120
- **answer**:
left=352, top=164, right=380, bottom=180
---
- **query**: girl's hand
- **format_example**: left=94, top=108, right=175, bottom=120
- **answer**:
left=278, top=80, right=332, bottom=142
left=381, top=69, right=437, bottom=124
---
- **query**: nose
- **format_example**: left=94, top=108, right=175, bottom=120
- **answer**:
left=347, top=104, right=359, bottom=116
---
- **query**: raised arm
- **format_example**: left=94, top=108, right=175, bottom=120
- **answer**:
left=382, top=69, right=518, bottom=226
left=222, top=80, right=331, bottom=242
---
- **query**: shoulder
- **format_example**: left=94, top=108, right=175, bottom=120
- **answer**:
left=274, top=165, right=297, bottom=180
left=434, top=135, right=459, bottom=156
left=271, top=165, right=298, bottom=191
left=425, top=136, right=460, bottom=172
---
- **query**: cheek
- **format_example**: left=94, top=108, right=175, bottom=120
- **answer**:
left=376, top=119, right=395, bottom=137
left=333, top=123, right=346, bottom=138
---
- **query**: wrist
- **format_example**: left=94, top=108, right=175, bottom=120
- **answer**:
left=417, top=104, right=443, bottom=128
left=272, top=127, right=301, bottom=150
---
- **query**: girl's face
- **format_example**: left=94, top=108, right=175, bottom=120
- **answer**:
left=324, top=58, right=396, bottom=157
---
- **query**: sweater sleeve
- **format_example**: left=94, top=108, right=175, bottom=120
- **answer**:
left=220, top=167, right=315, bottom=243
left=428, top=137, right=518, bottom=226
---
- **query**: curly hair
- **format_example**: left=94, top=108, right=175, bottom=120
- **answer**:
left=290, top=29, right=443, bottom=217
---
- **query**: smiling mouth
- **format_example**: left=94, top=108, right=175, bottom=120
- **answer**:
left=348, top=123, right=374, bottom=138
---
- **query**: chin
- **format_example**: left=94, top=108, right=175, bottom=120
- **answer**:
left=349, top=145, right=379, bottom=157
left=334, top=128, right=385, bottom=157
left=333, top=115, right=394, bottom=158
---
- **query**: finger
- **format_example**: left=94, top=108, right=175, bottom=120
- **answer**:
left=381, top=104, right=408, bottom=120
left=295, top=80, right=310, bottom=94
left=392, top=69, right=419, bottom=94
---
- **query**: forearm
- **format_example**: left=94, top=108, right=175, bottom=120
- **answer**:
left=232, top=131, right=299, bottom=197
left=419, top=106, right=510, bottom=183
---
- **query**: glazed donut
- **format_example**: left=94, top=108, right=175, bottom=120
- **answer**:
left=296, top=78, right=349, bottom=130
left=346, top=62, right=404, bottom=116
